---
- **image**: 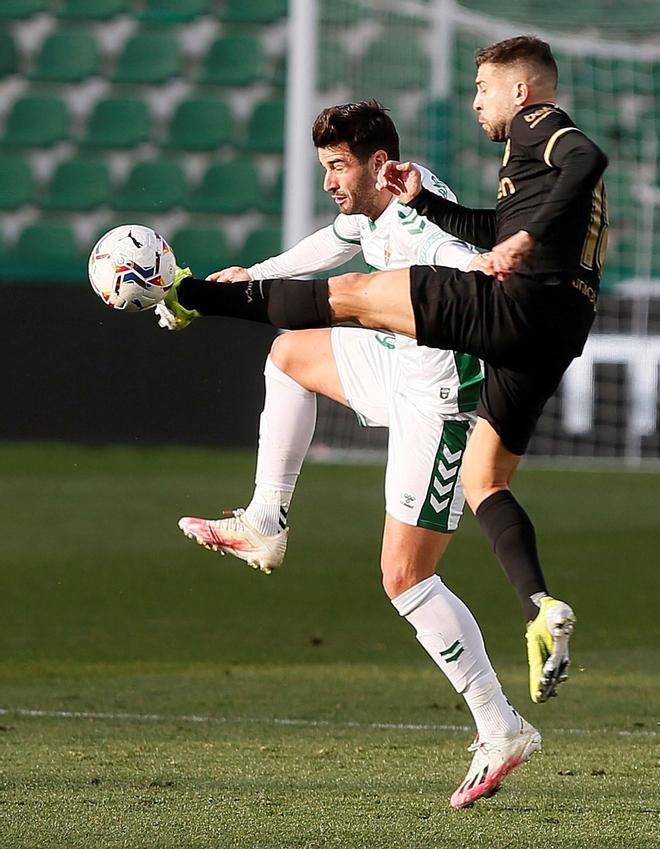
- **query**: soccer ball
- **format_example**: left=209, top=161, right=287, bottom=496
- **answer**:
left=88, top=224, right=176, bottom=312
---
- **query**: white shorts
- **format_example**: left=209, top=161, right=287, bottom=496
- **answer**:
left=331, top=327, right=475, bottom=532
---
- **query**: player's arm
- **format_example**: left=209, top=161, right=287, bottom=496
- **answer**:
left=246, top=224, right=361, bottom=280
left=522, top=129, right=608, bottom=245
left=206, top=224, right=361, bottom=282
left=378, top=160, right=497, bottom=249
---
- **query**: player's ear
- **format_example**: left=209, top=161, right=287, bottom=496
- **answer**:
left=372, top=149, right=389, bottom=174
left=513, top=79, right=529, bottom=106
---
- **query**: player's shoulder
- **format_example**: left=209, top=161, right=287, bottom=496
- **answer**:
left=511, top=104, right=576, bottom=143
left=416, top=162, right=458, bottom=202
left=333, top=212, right=366, bottom=244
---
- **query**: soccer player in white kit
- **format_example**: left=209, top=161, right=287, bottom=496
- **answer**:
left=162, top=102, right=541, bottom=807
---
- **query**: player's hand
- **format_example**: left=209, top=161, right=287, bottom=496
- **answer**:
left=206, top=266, right=250, bottom=282
left=376, top=161, right=422, bottom=203
left=489, top=230, right=536, bottom=281
left=467, top=252, right=494, bottom=274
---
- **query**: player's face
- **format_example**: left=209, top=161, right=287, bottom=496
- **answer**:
left=318, top=144, right=384, bottom=217
left=473, top=63, right=520, bottom=142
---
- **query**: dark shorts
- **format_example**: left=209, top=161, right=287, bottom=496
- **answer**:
left=409, top=265, right=596, bottom=455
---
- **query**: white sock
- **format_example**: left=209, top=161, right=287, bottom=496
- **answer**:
left=392, top=575, right=520, bottom=740
left=243, top=355, right=317, bottom=536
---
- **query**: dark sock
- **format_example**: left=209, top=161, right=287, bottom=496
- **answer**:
left=475, top=490, right=548, bottom=623
left=178, top=276, right=332, bottom=329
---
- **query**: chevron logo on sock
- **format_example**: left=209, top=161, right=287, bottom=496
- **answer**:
left=439, top=639, right=465, bottom=663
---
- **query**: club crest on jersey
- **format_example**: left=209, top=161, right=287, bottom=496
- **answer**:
left=440, top=387, right=450, bottom=399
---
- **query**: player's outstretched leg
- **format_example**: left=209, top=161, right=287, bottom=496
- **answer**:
left=450, top=716, right=542, bottom=809
left=526, top=596, right=576, bottom=703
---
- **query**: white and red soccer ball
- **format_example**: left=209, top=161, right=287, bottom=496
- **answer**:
left=88, top=224, right=176, bottom=312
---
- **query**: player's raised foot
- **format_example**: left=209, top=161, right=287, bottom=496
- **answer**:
left=526, top=596, right=576, bottom=703
left=450, top=717, right=542, bottom=809
left=155, top=265, right=199, bottom=331
left=178, top=509, right=288, bottom=575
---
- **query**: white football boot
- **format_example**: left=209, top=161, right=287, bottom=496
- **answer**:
left=450, top=717, right=542, bottom=809
left=178, top=509, right=288, bottom=575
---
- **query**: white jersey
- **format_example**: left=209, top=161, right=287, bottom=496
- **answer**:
left=248, top=165, right=482, bottom=415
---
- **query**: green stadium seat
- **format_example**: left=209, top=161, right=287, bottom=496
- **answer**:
left=223, top=0, right=287, bottom=24
left=3, top=221, right=84, bottom=283
left=259, top=169, right=283, bottom=216
left=356, top=35, right=430, bottom=92
left=0, top=0, right=48, bottom=19
left=186, top=160, right=262, bottom=214
left=59, top=0, right=130, bottom=17
left=164, top=98, right=233, bottom=151
left=318, top=37, right=347, bottom=90
left=0, top=31, right=18, bottom=78
left=2, top=96, right=69, bottom=148
left=112, top=32, right=182, bottom=85
left=138, top=0, right=212, bottom=24
left=42, top=157, right=112, bottom=212
left=82, top=97, right=151, bottom=149
left=111, top=159, right=187, bottom=212
left=171, top=226, right=232, bottom=275
left=30, top=29, right=100, bottom=83
left=319, top=0, right=367, bottom=24
left=0, top=154, right=34, bottom=210
left=243, top=99, right=285, bottom=153
left=237, top=226, right=282, bottom=266
left=199, top=36, right=265, bottom=87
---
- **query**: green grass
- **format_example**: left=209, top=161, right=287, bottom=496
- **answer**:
left=0, top=443, right=658, bottom=848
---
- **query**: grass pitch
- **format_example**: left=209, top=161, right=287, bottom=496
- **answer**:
left=0, top=443, right=658, bottom=848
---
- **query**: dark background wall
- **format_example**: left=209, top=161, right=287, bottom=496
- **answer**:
left=1, top=286, right=278, bottom=447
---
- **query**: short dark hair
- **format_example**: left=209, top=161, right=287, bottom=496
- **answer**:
left=475, top=36, right=558, bottom=89
left=312, top=100, right=400, bottom=162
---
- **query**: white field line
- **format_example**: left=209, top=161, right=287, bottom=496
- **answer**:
left=0, top=707, right=656, bottom=738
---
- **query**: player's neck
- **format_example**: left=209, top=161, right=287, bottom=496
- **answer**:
left=369, top=191, right=393, bottom=222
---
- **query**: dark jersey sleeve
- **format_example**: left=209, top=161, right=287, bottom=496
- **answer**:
left=511, top=110, right=608, bottom=244
left=407, top=188, right=497, bottom=250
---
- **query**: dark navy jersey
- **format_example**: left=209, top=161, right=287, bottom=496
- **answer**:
left=409, top=102, right=608, bottom=290
left=497, top=103, right=608, bottom=282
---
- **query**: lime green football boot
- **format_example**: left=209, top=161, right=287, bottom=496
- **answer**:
left=157, top=266, right=200, bottom=330
left=526, top=596, right=576, bottom=703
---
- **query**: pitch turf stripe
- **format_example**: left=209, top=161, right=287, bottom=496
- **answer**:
left=0, top=707, right=655, bottom=738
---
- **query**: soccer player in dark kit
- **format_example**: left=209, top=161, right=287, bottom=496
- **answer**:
left=159, top=36, right=608, bottom=711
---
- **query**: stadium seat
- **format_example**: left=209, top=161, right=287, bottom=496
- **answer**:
left=243, top=99, right=285, bottom=153
left=42, top=157, right=112, bottom=212
left=138, top=0, right=212, bottom=24
left=82, top=97, right=151, bottom=149
left=237, top=226, right=283, bottom=266
left=319, top=0, right=368, bottom=24
left=112, top=32, right=182, bottom=85
left=356, top=35, right=430, bottom=92
left=0, top=0, right=48, bottom=19
left=111, top=159, right=187, bottom=212
left=59, top=0, right=131, bottom=17
left=222, top=0, right=287, bottom=24
left=30, top=29, right=100, bottom=83
left=2, top=96, right=69, bottom=148
left=164, top=98, right=233, bottom=151
left=186, top=160, right=262, bottom=214
left=0, top=31, right=18, bottom=78
left=0, top=154, right=34, bottom=210
left=3, top=221, right=84, bottom=282
left=171, top=226, right=232, bottom=275
left=199, top=36, right=265, bottom=87
left=259, top=169, right=283, bottom=216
